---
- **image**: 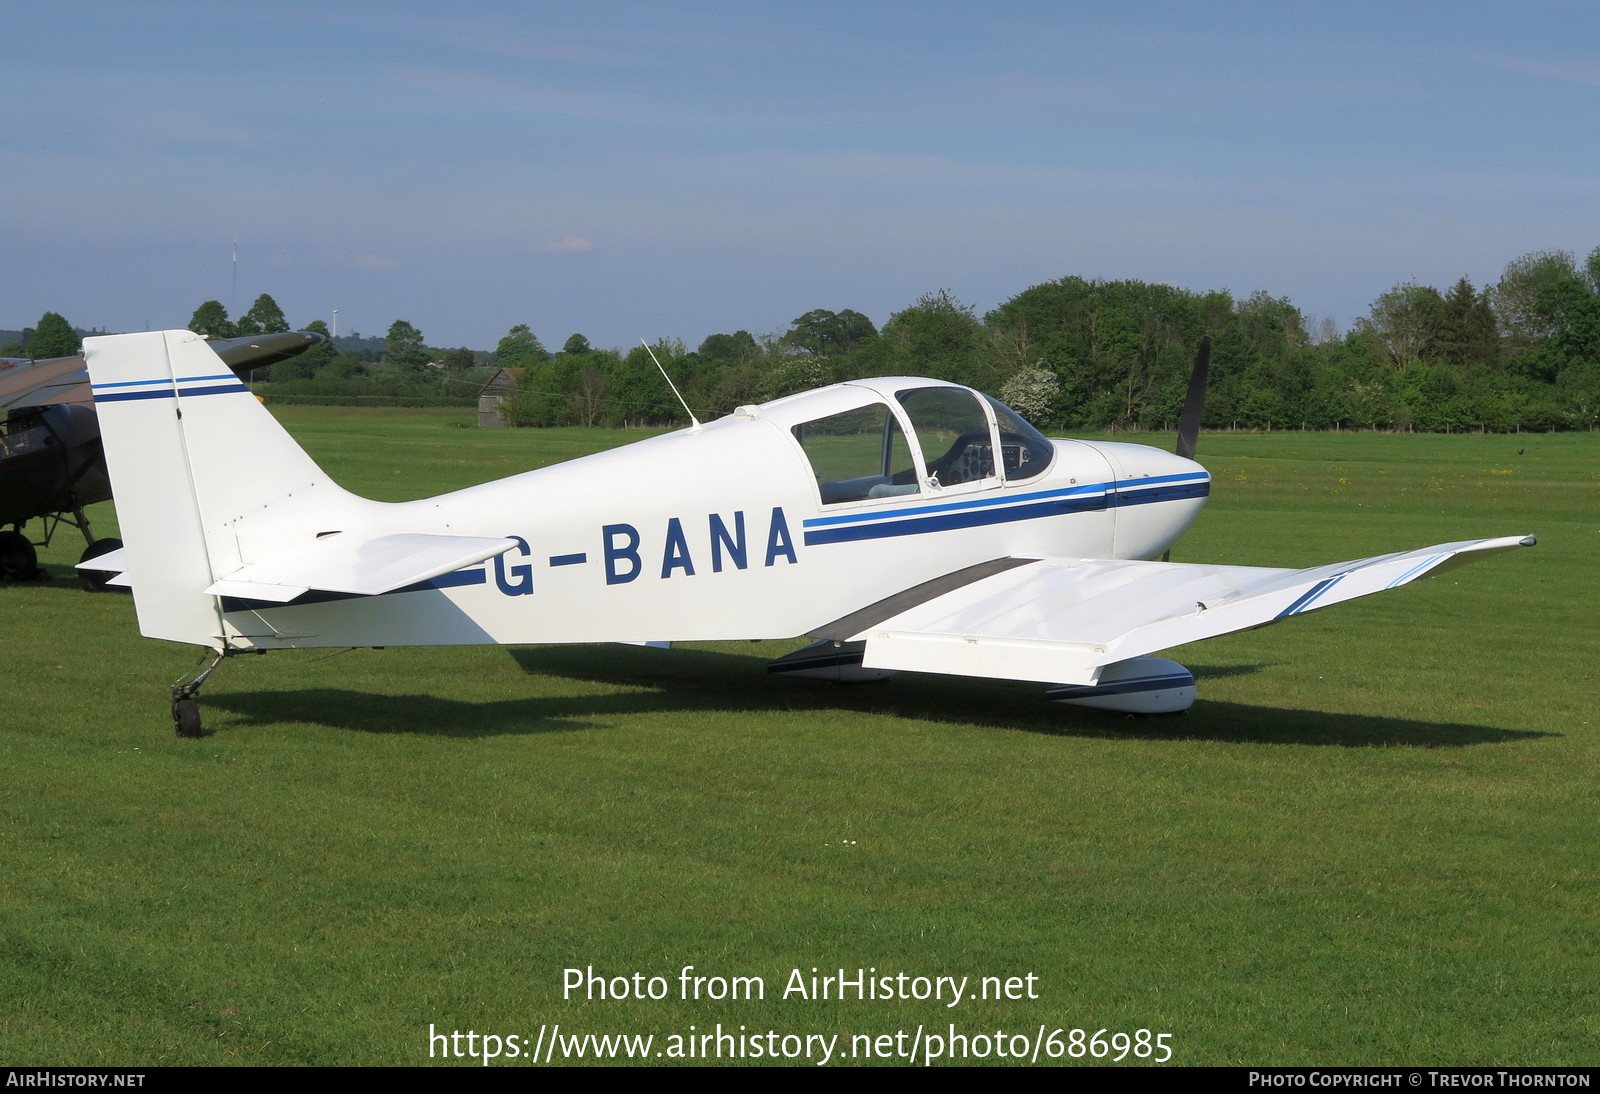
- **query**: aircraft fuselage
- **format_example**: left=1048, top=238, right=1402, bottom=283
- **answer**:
left=215, top=378, right=1209, bottom=650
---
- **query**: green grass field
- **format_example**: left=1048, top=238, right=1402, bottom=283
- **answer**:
left=2, top=407, right=1594, bottom=1066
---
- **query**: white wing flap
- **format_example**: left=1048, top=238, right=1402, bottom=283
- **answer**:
left=857, top=536, right=1534, bottom=686
left=202, top=532, right=518, bottom=602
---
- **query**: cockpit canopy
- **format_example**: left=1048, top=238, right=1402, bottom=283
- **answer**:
left=760, top=378, right=1055, bottom=506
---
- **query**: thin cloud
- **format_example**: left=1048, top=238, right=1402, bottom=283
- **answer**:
left=381, top=65, right=655, bottom=122
left=540, top=235, right=594, bottom=254
left=1483, top=54, right=1600, bottom=87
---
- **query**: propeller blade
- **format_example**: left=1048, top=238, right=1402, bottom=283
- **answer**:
left=1164, top=335, right=1211, bottom=562
left=1175, top=334, right=1211, bottom=462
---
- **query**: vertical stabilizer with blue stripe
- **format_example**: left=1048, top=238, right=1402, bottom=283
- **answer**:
left=83, top=330, right=350, bottom=648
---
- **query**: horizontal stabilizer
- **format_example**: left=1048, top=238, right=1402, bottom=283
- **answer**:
left=858, top=535, right=1535, bottom=686
left=74, top=545, right=129, bottom=574
left=73, top=546, right=132, bottom=588
left=202, top=532, right=518, bottom=602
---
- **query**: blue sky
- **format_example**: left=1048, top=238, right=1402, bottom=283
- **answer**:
left=5, top=1, right=1598, bottom=351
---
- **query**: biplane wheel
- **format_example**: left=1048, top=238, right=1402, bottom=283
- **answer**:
left=78, top=537, right=124, bottom=592
left=0, top=530, right=40, bottom=581
left=172, top=698, right=204, bottom=738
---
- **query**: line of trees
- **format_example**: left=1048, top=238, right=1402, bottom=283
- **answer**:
left=489, top=245, right=1600, bottom=432
left=14, top=243, right=1599, bottom=432
left=186, top=298, right=486, bottom=400
left=0, top=312, right=93, bottom=358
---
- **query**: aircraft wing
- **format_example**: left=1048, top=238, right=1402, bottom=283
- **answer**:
left=850, top=535, right=1535, bottom=686
left=3, top=332, right=326, bottom=414
left=0, top=356, right=92, bottom=412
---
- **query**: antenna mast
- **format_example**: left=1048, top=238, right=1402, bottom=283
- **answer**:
left=641, top=339, right=701, bottom=431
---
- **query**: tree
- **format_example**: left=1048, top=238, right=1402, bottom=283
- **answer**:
left=696, top=330, right=761, bottom=369
left=30, top=312, right=79, bottom=358
left=235, top=293, right=289, bottom=335
left=881, top=290, right=989, bottom=387
left=382, top=319, right=427, bottom=372
left=1434, top=277, right=1499, bottom=370
left=1234, top=290, right=1307, bottom=362
left=997, top=363, right=1060, bottom=426
left=1493, top=249, right=1578, bottom=355
left=188, top=301, right=235, bottom=338
left=762, top=355, right=834, bottom=402
left=1355, top=282, right=1445, bottom=370
left=300, top=319, right=338, bottom=368
left=985, top=277, right=1220, bottom=429
left=1307, top=315, right=1342, bottom=346
left=495, top=324, right=550, bottom=368
left=783, top=309, right=878, bottom=356
left=572, top=365, right=611, bottom=427
left=1514, top=272, right=1600, bottom=385
left=441, top=347, right=476, bottom=370
left=607, top=343, right=691, bottom=427
left=1474, top=247, right=1600, bottom=387
left=320, top=354, right=367, bottom=381
left=561, top=333, right=592, bottom=356
left=270, top=318, right=338, bottom=381
left=708, top=363, right=770, bottom=413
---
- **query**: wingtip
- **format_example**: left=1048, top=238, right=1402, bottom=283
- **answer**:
left=1520, top=534, right=1537, bottom=547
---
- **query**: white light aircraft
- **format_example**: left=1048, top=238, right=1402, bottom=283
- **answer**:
left=80, top=329, right=1533, bottom=736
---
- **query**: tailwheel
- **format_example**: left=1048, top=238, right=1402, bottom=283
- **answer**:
left=172, top=697, right=203, bottom=738
left=169, top=648, right=230, bottom=738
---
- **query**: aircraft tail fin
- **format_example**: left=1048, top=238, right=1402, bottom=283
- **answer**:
left=83, top=330, right=355, bottom=648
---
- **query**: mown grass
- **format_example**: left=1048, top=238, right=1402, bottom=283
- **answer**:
left=1, top=408, right=1594, bottom=1066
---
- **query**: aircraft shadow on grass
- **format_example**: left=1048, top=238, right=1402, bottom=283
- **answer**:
left=206, top=642, right=1552, bottom=749
left=5, top=569, right=1549, bottom=749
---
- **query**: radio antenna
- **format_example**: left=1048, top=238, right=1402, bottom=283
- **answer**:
left=641, top=339, right=702, bottom=431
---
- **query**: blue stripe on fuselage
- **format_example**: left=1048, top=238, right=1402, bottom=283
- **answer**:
left=804, top=480, right=1109, bottom=527
left=801, top=475, right=1208, bottom=546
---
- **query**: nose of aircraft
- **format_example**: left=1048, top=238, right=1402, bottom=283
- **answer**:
left=1088, top=441, right=1209, bottom=489
left=1078, top=440, right=1211, bottom=559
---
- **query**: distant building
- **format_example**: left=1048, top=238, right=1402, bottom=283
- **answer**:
left=477, top=367, right=524, bottom=428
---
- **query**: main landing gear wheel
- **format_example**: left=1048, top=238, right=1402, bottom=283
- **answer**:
left=0, top=530, right=41, bottom=582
